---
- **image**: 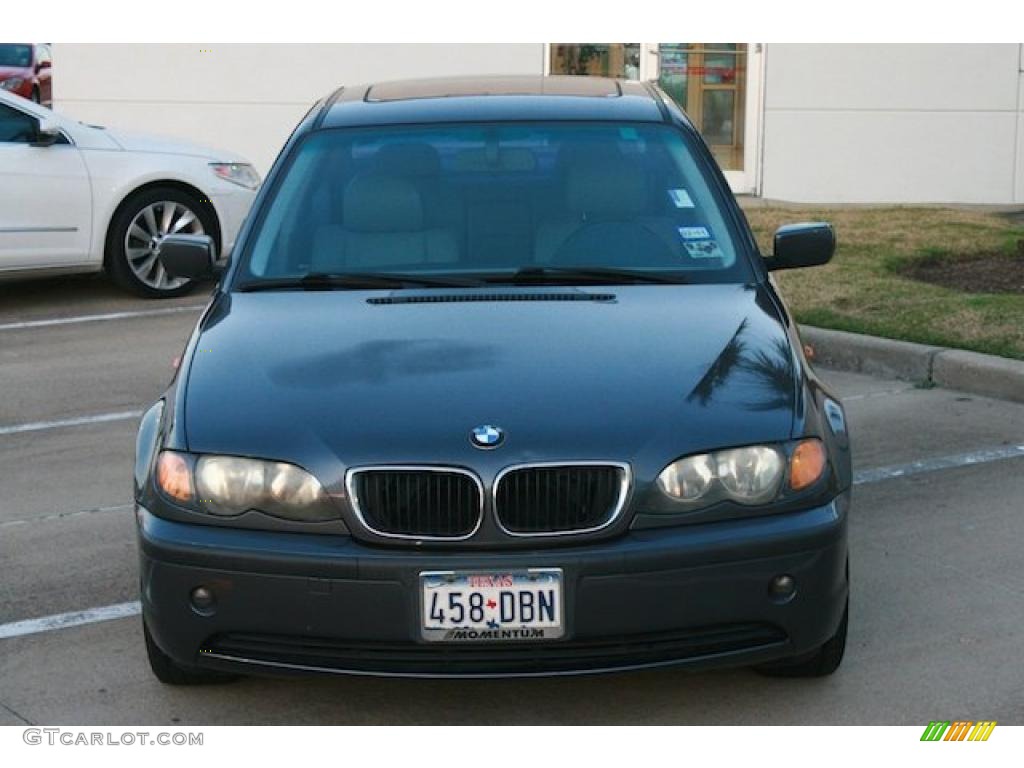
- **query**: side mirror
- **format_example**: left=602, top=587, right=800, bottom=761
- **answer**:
left=31, top=119, right=61, bottom=147
left=767, top=222, right=835, bottom=271
left=157, top=234, right=217, bottom=280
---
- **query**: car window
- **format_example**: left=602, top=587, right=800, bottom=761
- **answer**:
left=0, top=44, right=32, bottom=68
left=0, top=103, right=37, bottom=143
left=241, top=121, right=751, bottom=285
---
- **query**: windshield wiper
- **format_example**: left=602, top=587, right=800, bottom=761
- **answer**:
left=481, top=266, right=688, bottom=286
left=237, top=272, right=485, bottom=292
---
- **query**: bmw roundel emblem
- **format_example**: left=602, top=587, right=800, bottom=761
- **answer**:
left=470, top=424, right=505, bottom=449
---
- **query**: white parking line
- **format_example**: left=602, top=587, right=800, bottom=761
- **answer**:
left=852, top=444, right=1024, bottom=485
left=0, top=304, right=205, bottom=332
left=841, top=387, right=916, bottom=402
left=0, top=502, right=132, bottom=529
left=0, top=410, right=143, bottom=436
left=1, top=442, right=1023, bottom=643
left=0, top=602, right=140, bottom=641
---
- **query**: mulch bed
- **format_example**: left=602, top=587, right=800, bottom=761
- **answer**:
left=899, top=242, right=1024, bottom=294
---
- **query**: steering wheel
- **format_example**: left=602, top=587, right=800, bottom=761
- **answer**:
left=549, top=220, right=677, bottom=268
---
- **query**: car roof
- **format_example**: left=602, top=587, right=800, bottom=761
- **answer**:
left=317, top=76, right=673, bottom=129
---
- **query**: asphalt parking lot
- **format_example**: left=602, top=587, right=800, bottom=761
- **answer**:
left=1, top=273, right=1023, bottom=726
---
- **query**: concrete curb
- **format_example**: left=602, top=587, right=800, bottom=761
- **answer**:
left=798, top=325, right=1024, bottom=404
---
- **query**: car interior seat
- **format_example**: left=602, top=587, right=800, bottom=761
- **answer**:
left=311, top=175, right=459, bottom=270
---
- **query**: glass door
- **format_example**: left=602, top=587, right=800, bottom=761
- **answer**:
left=548, top=43, right=761, bottom=194
left=549, top=44, right=642, bottom=79
left=657, top=44, right=747, bottom=172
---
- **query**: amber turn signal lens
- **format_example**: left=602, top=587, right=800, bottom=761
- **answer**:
left=156, top=451, right=193, bottom=502
left=789, top=439, right=826, bottom=491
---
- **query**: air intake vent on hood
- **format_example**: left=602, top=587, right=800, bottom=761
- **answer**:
left=367, top=293, right=616, bottom=305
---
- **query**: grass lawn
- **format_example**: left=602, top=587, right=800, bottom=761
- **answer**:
left=742, top=206, right=1024, bottom=360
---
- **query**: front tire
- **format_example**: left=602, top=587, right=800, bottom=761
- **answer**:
left=143, top=621, right=238, bottom=686
left=106, top=186, right=217, bottom=298
left=755, top=600, right=848, bottom=678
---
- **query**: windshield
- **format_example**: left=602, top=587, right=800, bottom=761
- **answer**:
left=0, top=44, right=32, bottom=68
left=238, top=121, right=752, bottom=286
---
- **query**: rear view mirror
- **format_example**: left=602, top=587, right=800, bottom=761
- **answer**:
left=767, top=222, right=835, bottom=271
left=157, top=234, right=217, bottom=280
left=31, top=119, right=61, bottom=147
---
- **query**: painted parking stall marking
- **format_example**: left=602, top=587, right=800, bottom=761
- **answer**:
left=0, top=410, right=143, bottom=436
left=852, top=444, right=1024, bottom=485
left=0, top=304, right=205, bottom=332
left=0, top=602, right=141, bottom=641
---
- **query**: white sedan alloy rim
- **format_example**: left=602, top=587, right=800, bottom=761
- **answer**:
left=124, top=200, right=205, bottom=291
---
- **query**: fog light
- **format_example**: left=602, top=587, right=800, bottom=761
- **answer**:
left=769, top=574, right=796, bottom=600
left=190, top=586, right=216, bottom=614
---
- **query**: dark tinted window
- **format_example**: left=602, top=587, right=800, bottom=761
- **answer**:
left=0, top=103, right=36, bottom=143
left=241, top=121, right=750, bottom=285
left=0, top=44, right=32, bottom=68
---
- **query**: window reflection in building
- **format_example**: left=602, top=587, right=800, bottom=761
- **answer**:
left=550, top=44, right=641, bottom=80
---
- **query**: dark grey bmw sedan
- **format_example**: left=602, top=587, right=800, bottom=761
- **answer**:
left=137, top=76, right=851, bottom=683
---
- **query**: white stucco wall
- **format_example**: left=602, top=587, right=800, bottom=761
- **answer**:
left=760, top=44, right=1024, bottom=204
left=51, top=43, right=1024, bottom=204
left=52, top=44, right=546, bottom=174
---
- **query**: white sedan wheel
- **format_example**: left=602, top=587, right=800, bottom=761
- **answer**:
left=124, top=200, right=205, bottom=292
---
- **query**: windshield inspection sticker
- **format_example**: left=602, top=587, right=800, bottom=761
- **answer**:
left=668, top=188, right=695, bottom=208
left=683, top=239, right=726, bottom=259
left=678, top=226, right=711, bottom=240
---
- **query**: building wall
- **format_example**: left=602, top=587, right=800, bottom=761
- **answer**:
left=52, top=44, right=546, bottom=174
left=52, top=43, right=1024, bottom=204
left=760, top=44, right=1024, bottom=204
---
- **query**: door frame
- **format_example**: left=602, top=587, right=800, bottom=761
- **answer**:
left=544, top=42, right=764, bottom=195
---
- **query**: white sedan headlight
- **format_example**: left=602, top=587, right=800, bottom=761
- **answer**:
left=209, top=162, right=261, bottom=190
left=657, top=442, right=823, bottom=509
left=156, top=451, right=337, bottom=521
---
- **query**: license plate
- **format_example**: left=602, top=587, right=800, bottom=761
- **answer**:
left=420, top=569, right=564, bottom=642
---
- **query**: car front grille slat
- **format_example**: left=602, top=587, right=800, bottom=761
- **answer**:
left=352, top=469, right=481, bottom=539
left=496, top=464, right=626, bottom=535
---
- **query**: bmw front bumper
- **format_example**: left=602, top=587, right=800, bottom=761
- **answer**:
left=137, top=492, right=849, bottom=678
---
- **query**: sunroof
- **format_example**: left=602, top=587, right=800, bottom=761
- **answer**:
left=365, top=76, right=622, bottom=103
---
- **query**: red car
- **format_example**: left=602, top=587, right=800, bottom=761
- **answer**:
left=0, top=43, right=51, bottom=106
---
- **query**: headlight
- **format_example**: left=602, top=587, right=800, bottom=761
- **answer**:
left=714, top=446, right=785, bottom=504
left=656, top=439, right=826, bottom=508
left=0, top=77, right=25, bottom=91
left=156, top=451, right=338, bottom=522
left=655, top=452, right=715, bottom=501
left=209, top=162, right=261, bottom=190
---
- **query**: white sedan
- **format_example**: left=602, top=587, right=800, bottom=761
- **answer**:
left=0, top=89, right=259, bottom=297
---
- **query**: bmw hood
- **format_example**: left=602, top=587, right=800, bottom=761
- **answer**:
left=182, top=285, right=800, bottom=482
